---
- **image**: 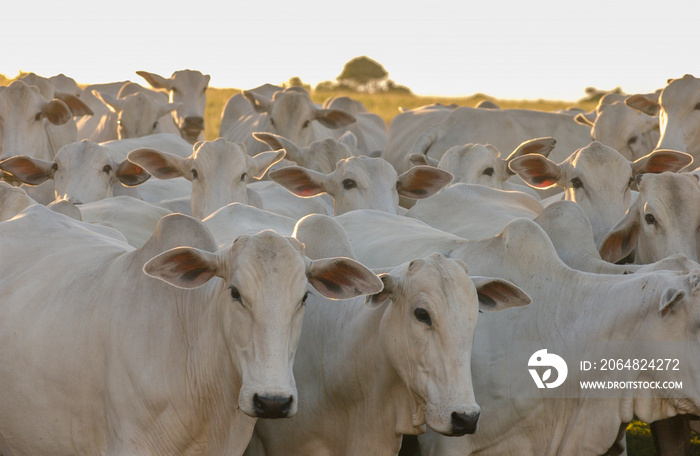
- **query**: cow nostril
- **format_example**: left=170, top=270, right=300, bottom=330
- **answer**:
left=451, top=411, right=480, bottom=436
left=183, top=116, right=204, bottom=130
left=252, top=393, right=294, bottom=419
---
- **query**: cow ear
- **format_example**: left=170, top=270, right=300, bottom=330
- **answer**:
left=338, top=130, right=358, bottom=153
left=157, top=101, right=181, bottom=119
left=314, top=109, right=356, bottom=129
left=116, top=159, right=151, bottom=187
left=505, top=137, right=557, bottom=162
left=409, top=153, right=440, bottom=168
left=248, top=149, right=286, bottom=179
left=269, top=166, right=327, bottom=197
left=632, top=149, right=693, bottom=175
left=659, top=288, right=686, bottom=318
left=253, top=131, right=292, bottom=151
left=0, top=155, right=55, bottom=185
left=136, top=71, right=172, bottom=90
left=508, top=154, right=563, bottom=189
left=396, top=166, right=453, bottom=199
left=144, top=246, right=220, bottom=289
left=471, top=277, right=532, bottom=311
left=243, top=90, right=272, bottom=114
left=253, top=132, right=301, bottom=162
left=43, top=99, right=72, bottom=125
left=92, top=90, right=123, bottom=114
left=307, top=257, right=383, bottom=300
left=53, top=92, right=93, bottom=117
left=574, top=112, right=596, bottom=127
left=365, top=274, right=396, bottom=309
left=127, top=148, right=189, bottom=180
left=625, top=94, right=660, bottom=116
left=599, top=212, right=640, bottom=264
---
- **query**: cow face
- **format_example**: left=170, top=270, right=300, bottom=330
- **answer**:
left=365, top=253, right=530, bottom=436
left=144, top=230, right=382, bottom=419
left=138, top=70, right=210, bottom=144
left=0, top=80, right=72, bottom=161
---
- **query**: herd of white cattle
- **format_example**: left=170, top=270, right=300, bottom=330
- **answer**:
left=0, top=70, right=699, bottom=456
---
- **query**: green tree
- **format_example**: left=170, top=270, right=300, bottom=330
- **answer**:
left=337, top=56, right=389, bottom=93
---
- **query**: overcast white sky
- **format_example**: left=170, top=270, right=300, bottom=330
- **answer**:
left=2, top=0, right=699, bottom=101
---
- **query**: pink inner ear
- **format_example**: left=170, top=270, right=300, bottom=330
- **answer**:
left=297, top=186, right=319, bottom=197
left=532, top=178, right=558, bottom=188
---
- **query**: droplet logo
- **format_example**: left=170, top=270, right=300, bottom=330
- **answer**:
left=528, top=349, right=568, bottom=389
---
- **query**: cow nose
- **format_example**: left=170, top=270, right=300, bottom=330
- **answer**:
left=252, top=393, right=294, bottom=419
left=450, top=411, right=480, bottom=436
left=182, top=116, right=204, bottom=131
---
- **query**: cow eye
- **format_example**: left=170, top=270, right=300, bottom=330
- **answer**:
left=302, top=291, right=309, bottom=304
left=240, top=172, right=248, bottom=181
left=414, top=307, right=432, bottom=326
left=628, top=136, right=638, bottom=146
left=570, top=177, right=583, bottom=189
left=645, top=213, right=657, bottom=225
left=269, top=118, right=276, bottom=128
left=302, top=120, right=311, bottom=129
left=34, top=112, right=42, bottom=121
left=694, top=103, right=700, bottom=111
left=191, top=168, right=198, bottom=179
left=230, top=286, right=241, bottom=301
left=51, top=163, right=58, bottom=171
left=152, top=121, right=158, bottom=130
left=343, top=178, right=357, bottom=190
left=103, top=164, right=112, bottom=173
left=482, top=167, right=495, bottom=176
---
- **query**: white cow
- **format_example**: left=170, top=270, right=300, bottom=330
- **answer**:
left=137, top=69, right=211, bottom=144
left=253, top=130, right=357, bottom=174
left=321, top=95, right=388, bottom=155
left=0, top=79, right=76, bottom=161
left=48, top=73, right=83, bottom=98
left=509, top=142, right=692, bottom=246
left=600, top=172, right=700, bottom=265
left=408, top=137, right=556, bottom=198
left=203, top=202, right=297, bottom=249
left=406, top=183, right=543, bottom=240
left=416, top=218, right=700, bottom=455
left=269, top=155, right=452, bottom=215
left=0, top=140, right=150, bottom=204
left=220, top=85, right=356, bottom=155
left=127, top=138, right=285, bottom=219
left=0, top=205, right=382, bottom=456
left=626, top=74, right=700, bottom=160
left=574, top=99, right=660, bottom=161
left=77, top=195, right=174, bottom=248
left=382, top=103, right=458, bottom=174
left=597, top=169, right=700, bottom=455
left=19, top=72, right=93, bottom=119
left=250, top=252, right=531, bottom=456
left=79, top=82, right=180, bottom=142
left=383, top=106, right=592, bottom=177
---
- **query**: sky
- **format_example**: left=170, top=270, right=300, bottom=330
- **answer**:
left=2, top=0, right=700, bottom=101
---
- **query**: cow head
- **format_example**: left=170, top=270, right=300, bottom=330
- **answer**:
left=365, top=253, right=531, bottom=436
left=137, top=70, right=210, bottom=144
left=144, top=229, right=382, bottom=418
left=129, top=138, right=284, bottom=219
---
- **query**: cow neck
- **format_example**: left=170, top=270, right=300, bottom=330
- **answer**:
left=311, top=298, right=425, bottom=447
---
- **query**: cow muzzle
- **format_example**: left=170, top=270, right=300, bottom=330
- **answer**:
left=449, top=410, right=480, bottom=436
left=252, top=393, right=294, bottom=419
left=180, top=116, right=204, bottom=139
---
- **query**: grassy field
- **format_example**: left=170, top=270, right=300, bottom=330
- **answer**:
left=202, top=86, right=599, bottom=141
